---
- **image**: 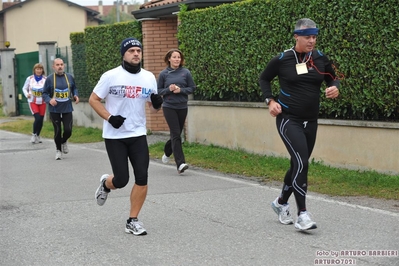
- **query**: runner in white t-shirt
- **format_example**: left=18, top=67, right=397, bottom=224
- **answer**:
left=89, top=37, right=163, bottom=236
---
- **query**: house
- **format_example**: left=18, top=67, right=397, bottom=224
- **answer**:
left=0, top=0, right=103, bottom=54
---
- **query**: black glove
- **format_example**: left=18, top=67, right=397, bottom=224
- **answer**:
left=150, top=93, right=163, bottom=109
left=108, top=115, right=126, bottom=129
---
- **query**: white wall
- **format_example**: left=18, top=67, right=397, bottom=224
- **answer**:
left=186, top=101, right=399, bottom=175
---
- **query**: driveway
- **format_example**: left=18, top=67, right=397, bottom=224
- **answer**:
left=0, top=128, right=398, bottom=266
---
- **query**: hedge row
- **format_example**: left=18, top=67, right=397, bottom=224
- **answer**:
left=178, top=0, right=399, bottom=121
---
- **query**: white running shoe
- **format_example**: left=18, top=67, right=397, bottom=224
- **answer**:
left=30, top=134, right=37, bottom=144
left=61, top=142, right=69, bottom=154
left=95, top=174, right=110, bottom=206
left=162, top=154, right=170, bottom=164
left=55, top=150, right=62, bottom=160
left=295, top=211, right=317, bottom=230
left=36, top=136, right=42, bottom=143
left=271, top=197, right=294, bottom=225
left=178, top=163, right=188, bottom=174
left=125, top=219, right=147, bottom=236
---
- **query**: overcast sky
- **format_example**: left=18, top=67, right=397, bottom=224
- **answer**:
left=0, top=0, right=146, bottom=7
left=67, top=0, right=144, bottom=5
left=1, top=0, right=144, bottom=5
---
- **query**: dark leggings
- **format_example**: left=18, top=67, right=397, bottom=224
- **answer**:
left=163, top=107, right=188, bottom=168
left=105, top=136, right=149, bottom=188
left=33, top=113, right=44, bottom=136
left=276, top=114, right=318, bottom=214
left=50, top=112, right=73, bottom=151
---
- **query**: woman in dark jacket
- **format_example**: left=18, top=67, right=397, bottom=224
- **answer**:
left=157, top=49, right=196, bottom=174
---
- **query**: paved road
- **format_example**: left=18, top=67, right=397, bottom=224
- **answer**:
left=0, top=128, right=398, bottom=266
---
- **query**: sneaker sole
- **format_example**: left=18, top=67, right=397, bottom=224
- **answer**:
left=294, top=222, right=317, bottom=230
left=280, top=219, right=294, bottom=225
left=95, top=175, right=109, bottom=206
left=95, top=185, right=107, bottom=206
left=125, top=228, right=147, bottom=236
left=178, top=165, right=189, bottom=174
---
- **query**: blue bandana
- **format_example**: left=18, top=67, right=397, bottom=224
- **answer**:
left=34, top=75, right=43, bottom=82
left=293, top=28, right=319, bottom=36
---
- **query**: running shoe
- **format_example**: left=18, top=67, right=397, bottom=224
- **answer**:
left=95, top=174, right=110, bottom=206
left=162, top=154, right=170, bottom=164
left=55, top=150, right=62, bottom=160
left=125, top=219, right=147, bottom=236
left=36, top=136, right=42, bottom=143
left=30, top=134, right=37, bottom=144
left=271, top=197, right=294, bottom=225
left=295, top=211, right=317, bottom=230
left=61, top=142, right=69, bottom=154
left=178, top=163, right=188, bottom=174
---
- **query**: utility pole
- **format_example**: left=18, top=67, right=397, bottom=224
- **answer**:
left=116, top=0, right=120, bottom=23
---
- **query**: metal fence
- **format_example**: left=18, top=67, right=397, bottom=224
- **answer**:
left=56, top=46, right=73, bottom=76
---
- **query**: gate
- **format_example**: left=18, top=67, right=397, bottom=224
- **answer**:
left=15, top=51, right=39, bottom=116
left=56, top=46, right=73, bottom=75
left=14, top=46, right=72, bottom=116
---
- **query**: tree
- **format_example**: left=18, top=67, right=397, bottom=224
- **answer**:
left=102, top=6, right=135, bottom=24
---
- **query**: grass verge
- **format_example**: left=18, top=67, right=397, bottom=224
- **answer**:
left=1, top=118, right=398, bottom=201
left=0, top=118, right=104, bottom=143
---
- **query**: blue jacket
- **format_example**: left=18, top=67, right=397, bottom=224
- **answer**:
left=43, top=73, right=78, bottom=113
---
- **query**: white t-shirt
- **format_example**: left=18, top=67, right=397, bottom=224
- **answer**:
left=93, top=66, right=157, bottom=139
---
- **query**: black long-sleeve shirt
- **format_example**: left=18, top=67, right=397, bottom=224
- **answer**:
left=157, top=67, right=196, bottom=109
left=259, top=49, right=340, bottom=121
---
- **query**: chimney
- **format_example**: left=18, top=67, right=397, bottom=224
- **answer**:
left=98, top=1, right=103, bottom=16
left=123, top=2, right=128, bottom=14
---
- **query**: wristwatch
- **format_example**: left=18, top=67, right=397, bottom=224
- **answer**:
left=265, top=98, right=273, bottom=106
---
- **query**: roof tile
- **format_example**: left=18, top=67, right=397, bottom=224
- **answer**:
left=140, top=0, right=185, bottom=9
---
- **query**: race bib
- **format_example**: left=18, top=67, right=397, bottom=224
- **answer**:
left=54, top=88, right=70, bottom=102
left=32, top=91, right=42, bottom=97
left=296, top=63, right=308, bottom=75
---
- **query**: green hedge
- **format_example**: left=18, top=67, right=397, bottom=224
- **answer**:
left=178, top=0, right=399, bottom=121
left=70, top=21, right=142, bottom=100
left=70, top=32, right=90, bottom=98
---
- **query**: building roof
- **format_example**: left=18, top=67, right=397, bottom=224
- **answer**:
left=133, top=0, right=237, bottom=19
left=139, top=0, right=185, bottom=9
left=86, top=4, right=115, bottom=17
left=3, top=2, right=16, bottom=9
